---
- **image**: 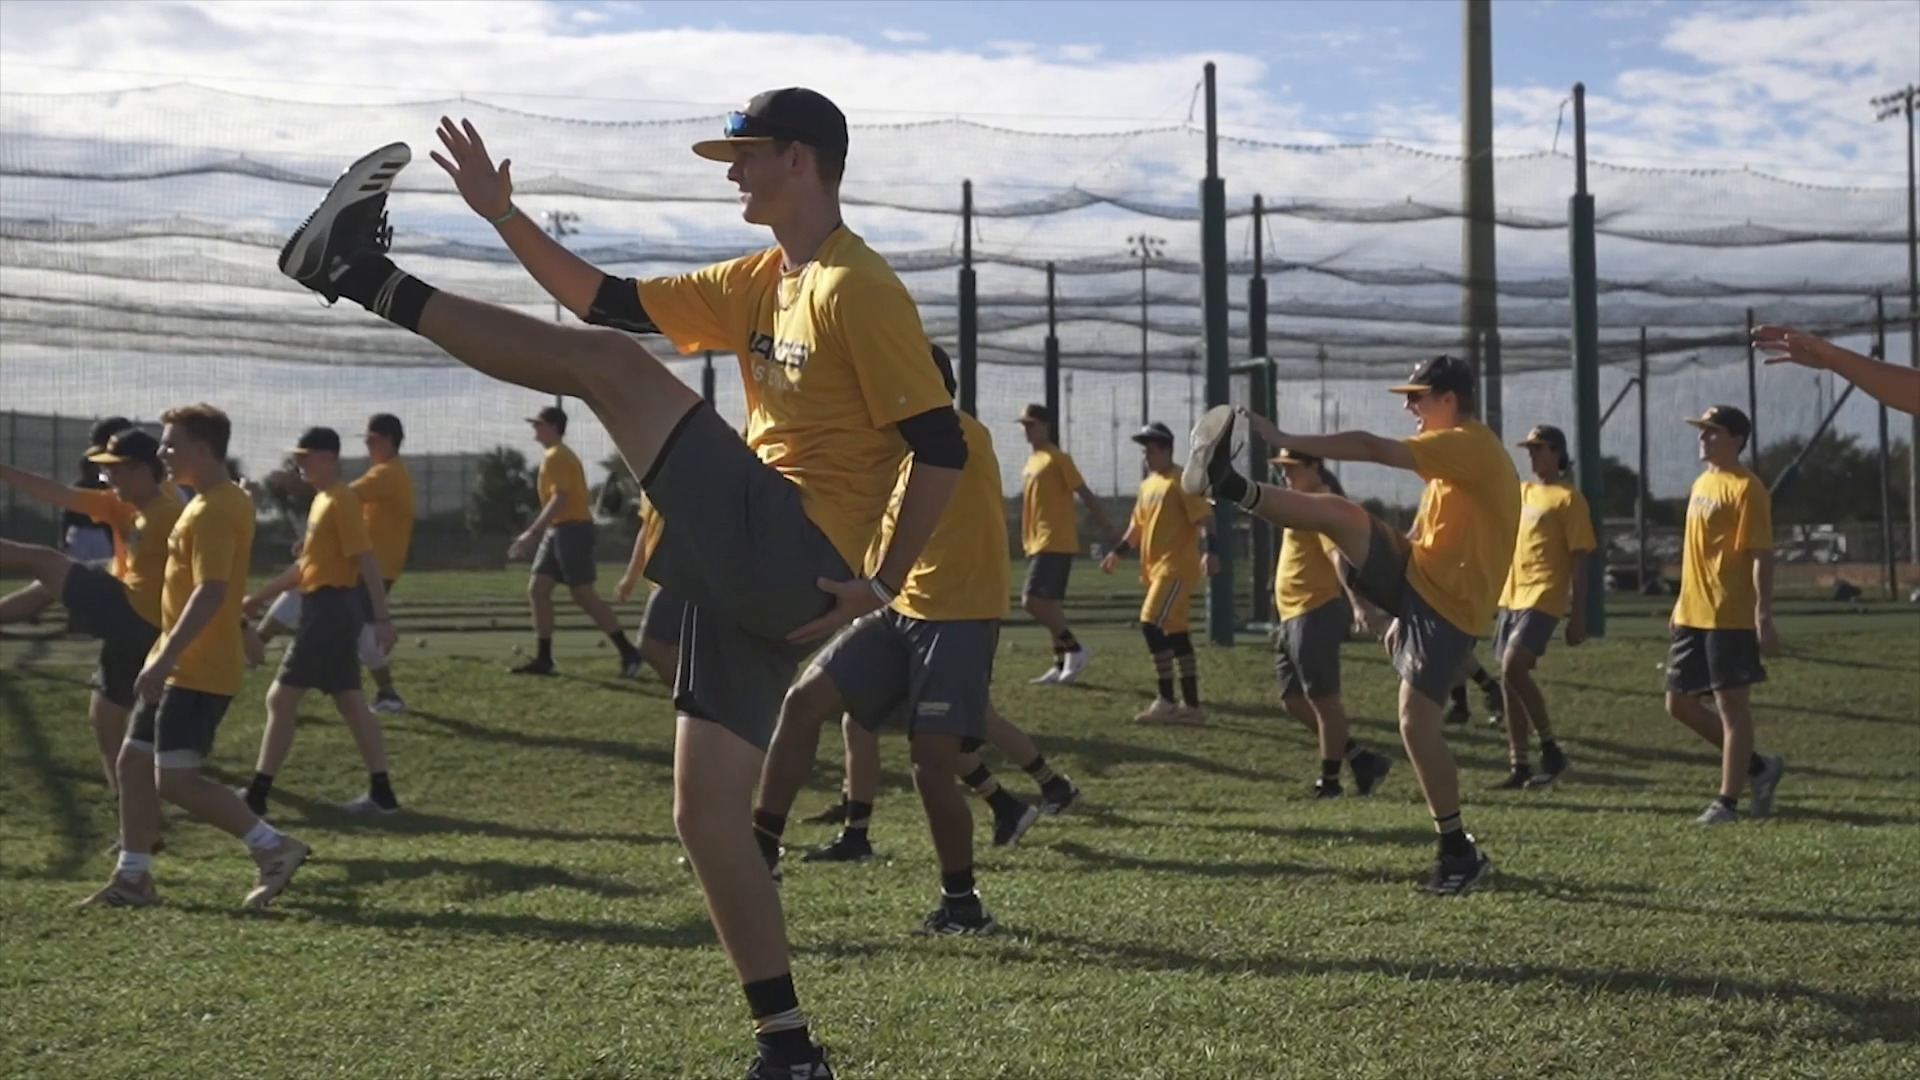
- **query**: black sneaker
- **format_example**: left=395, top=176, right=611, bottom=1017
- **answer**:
left=619, top=657, right=644, bottom=680
left=1312, top=777, right=1343, bottom=799
left=1444, top=699, right=1472, bottom=726
left=371, top=690, right=407, bottom=715
left=992, top=803, right=1041, bottom=848
left=1525, top=744, right=1569, bottom=789
left=509, top=658, right=555, bottom=676
left=803, top=798, right=850, bottom=826
left=1037, top=779, right=1080, bottom=816
left=1181, top=405, right=1239, bottom=497
left=743, top=1045, right=835, bottom=1080
left=1350, top=751, right=1392, bottom=796
left=1421, top=845, right=1492, bottom=897
left=1488, top=765, right=1532, bottom=791
left=918, top=897, right=997, bottom=936
left=278, top=142, right=410, bottom=300
left=802, top=831, right=874, bottom=863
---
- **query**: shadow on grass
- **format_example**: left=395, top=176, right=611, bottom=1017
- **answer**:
left=2, top=668, right=99, bottom=877
left=298, top=854, right=658, bottom=902
left=193, top=900, right=720, bottom=949
left=232, top=782, right=681, bottom=847
left=1028, top=734, right=1272, bottom=783
left=405, top=707, right=677, bottom=771
left=1536, top=797, right=1918, bottom=829
left=1554, top=679, right=1915, bottom=730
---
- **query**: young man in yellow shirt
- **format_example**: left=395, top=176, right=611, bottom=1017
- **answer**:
left=1266, top=450, right=1393, bottom=798
left=1489, top=425, right=1596, bottom=790
left=1016, top=402, right=1120, bottom=684
left=1103, top=422, right=1220, bottom=725
left=509, top=405, right=645, bottom=679
left=282, top=87, right=962, bottom=1077
left=239, top=427, right=401, bottom=819
left=1, top=429, right=182, bottom=798
left=81, top=404, right=310, bottom=910
left=1187, top=355, right=1518, bottom=896
left=1666, top=406, right=1787, bottom=825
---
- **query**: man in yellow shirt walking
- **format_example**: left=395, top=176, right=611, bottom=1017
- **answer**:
left=1103, top=421, right=1220, bottom=725
left=1016, top=402, right=1120, bottom=684
left=1666, top=406, right=1787, bottom=825
left=1187, top=355, right=1518, bottom=896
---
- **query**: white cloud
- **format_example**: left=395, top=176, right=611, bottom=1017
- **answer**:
left=880, top=27, right=929, bottom=45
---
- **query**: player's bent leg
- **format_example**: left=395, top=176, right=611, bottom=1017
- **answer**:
left=333, top=689, right=399, bottom=813
left=912, top=732, right=996, bottom=935
left=758, top=670, right=847, bottom=825
left=1665, top=690, right=1723, bottom=746
left=0, top=539, right=76, bottom=602
left=246, top=681, right=305, bottom=816
left=528, top=574, right=557, bottom=636
left=0, top=579, right=58, bottom=624
left=88, top=694, right=130, bottom=795
left=1492, top=645, right=1540, bottom=788
left=81, top=739, right=165, bottom=907
left=1399, top=680, right=1490, bottom=895
left=640, top=639, right=678, bottom=685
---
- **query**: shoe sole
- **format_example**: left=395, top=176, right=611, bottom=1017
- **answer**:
left=1422, top=856, right=1494, bottom=897
left=1181, top=405, right=1236, bottom=497
left=995, top=805, right=1041, bottom=848
left=278, top=142, right=411, bottom=283
left=1523, top=770, right=1564, bottom=790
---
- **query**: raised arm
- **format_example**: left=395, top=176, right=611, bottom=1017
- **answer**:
left=1755, top=325, right=1920, bottom=417
left=0, top=462, right=89, bottom=512
left=1238, top=409, right=1416, bottom=472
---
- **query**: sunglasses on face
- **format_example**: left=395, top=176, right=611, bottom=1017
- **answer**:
left=724, top=111, right=804, bottom=142
left=1403, top=391, right=1428, bottom=405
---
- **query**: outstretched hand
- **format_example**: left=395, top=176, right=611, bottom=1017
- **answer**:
left=1753, top=325, right=1839, bottom=372
left=430, top=117, right=514, bottom=221
left=1236, top=406, right=1287, bottom=448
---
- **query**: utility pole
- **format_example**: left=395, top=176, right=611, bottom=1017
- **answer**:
left=543, top=209, right=580, bottom=411
left=1462, top=0, right=1501, bottom=437
left=1127, top=233, right=1167, bottom=427
left=1873, top=84, right=1918, bottom=569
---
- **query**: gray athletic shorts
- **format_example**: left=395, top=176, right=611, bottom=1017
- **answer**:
left=1494, top=607, right=1558, bottom=660
left=813, top=609, right=997, bottom=749
left=533, top=521, right=598, bottom=587
left=640, top=584, right=688, bottom=648
left=1023, top=552, right=1074, bottom=602
left=1274, top=596, right=1351, bottom=700
left=276, top=585, right=364, bottom=694
left=641, top=405, right=852, bottom=750
left=1666, top=626, right=1767, bottom=694
left=62, top=563, right=159, bottom=709
left=1343, top=517, right=1480, bottom=708
left=127, top=685, right=233, bottom=769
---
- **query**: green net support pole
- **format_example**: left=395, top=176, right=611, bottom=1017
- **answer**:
left=1568, top=82, right=1607, bottom=639
left=1245, top=196, right=1273, bottom=627
left=1201, top=62, right=1235, bottom=646
left=958, top=179, right=978, bottom=417
left=1044, top=262, right=1061, bottom=438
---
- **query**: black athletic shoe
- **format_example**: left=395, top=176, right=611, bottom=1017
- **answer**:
left=509, top=658, right=555, bottom=676
left=802, top=831, right=874, bottom=863
left=918, top=897, right=997, bottom=936
left=1181, top=405, right=1239, bottom=497
left=1351, top=751, right=1392, bottom=796
left=803, top=798, right=850, bottom=826
left=992, top=803, right=1041, bottom=848
left=1525, top=744, right=1570, bottom=789
left=1312, top=777, right=1343, bottom=799
left=1037, top=779, right=1080, bottom=817
left=619, top=657, right=644, bottom=680
left=278, top=142, right=410, bottom=300
left=1421, top=845, right=1493, bottom=897
left=743, top=1045, right=835, bottom=1080
left=1444, top=699, right=1471, bottom=726
left=1488, top=765, right=1532, bottom=791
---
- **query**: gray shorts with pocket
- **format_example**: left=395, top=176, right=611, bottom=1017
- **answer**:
left=127, top=685, right=234, bottom=769
left=1343, top=517, right=1481, bottom=708
left=641, top=405, right=853, bottom=750
left=640, top=584, right=688, bottom=648
left=1666, top=626, right=1767, bottom=694
left=63, top=563, right=160, bottom=709
left=1274, top=596, right=1351, bottom=700
left=533, top=520, right=598, bottom=587
left=1494, top=607, right=1558, bottom=660
left=1022, top=552, right=1074, bottom=602
left=813, top=608, right=997, bottom=750
left=276, top=585, right=365, bottom=694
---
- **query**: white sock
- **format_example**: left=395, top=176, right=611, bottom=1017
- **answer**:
left=116, top=851, right=153, bottom=878
left=241, top=819, right=282, bottom=853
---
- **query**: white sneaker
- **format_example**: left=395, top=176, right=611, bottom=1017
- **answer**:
left=339, top=793, right=400, bottom=816
left=1749, top=755, right=1786, bottom=819
left=1058, top=645, right=1094, bottom=683
left=1134, top=698, right=1191, bottom=725
left=1695, top=801, right=1737, bottom=826
left=1030, top=667, right=1062, bottom=685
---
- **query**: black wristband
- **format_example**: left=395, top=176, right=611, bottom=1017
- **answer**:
left=1113, top=540, right=1133, bottom=557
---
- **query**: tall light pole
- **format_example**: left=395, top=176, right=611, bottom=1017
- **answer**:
left=543, top=209, right=581, bottom=410
left=1873, top=85, right=1918, bottom=568
left=1128, top=233, right=1166, bottom=427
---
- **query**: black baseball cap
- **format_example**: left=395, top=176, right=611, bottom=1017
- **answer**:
left=1685, top=405, right=1752, bottom=440
left=1130, top=421, right=1176, bottom=446
left=86, top=428, right=160, bottom=468
left=1389, top=354, right=1475, bottom=397
left=366, top=413, right=404, bottom=445
left=1517, top=424, right=1568, bottom=454
left=86, top=416, right=135, bottom=457
left=526, top=405, right=568, bottom=434
left=1018, top=403, right=1054, bottom=426
left=693, top=88, right=850, bottom=163
left=292, top=426, right=342, bottom=455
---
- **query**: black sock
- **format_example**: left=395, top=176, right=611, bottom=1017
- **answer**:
left=368, top=771, right=397, bottom=808
left=1541, top=737, right=1560, bottom=755
left=941, top=866, right=976, bottom=902
left=1509, top=759, right=1531, bottom=774
left=246, top=772, right=274, bottom=806
left=1155, top=677, right=1176, bottom=702
left=743, top=974, right=811, bottom=1064
left=328, top=253, right=438, bottom=333
left=844, top=800, right=873, bottom=842
left=986, top=787, right=1025, bottom=818
left=536, top=637, right=553, bottom=664
left=1450, top=684, right=1468, bottom=709
left=960, top=765, right=993, bottom=792
left=1216, top=471, right=1250, bottom=506
left=1434, top=812, right=1472, bottom=857
left=1320, top=759, right=1341, bottom=780
left=1051, top=646, right=1066, bottom=670
left=1471, top=668, right=1498, bottom=692
left=609, top=630, right=639, bottom=661
left=1718, top=794, right=1738, bottom=812
left=1747, top=753, right=1767, bottom=777
left=753, top=809, right=786, bottom=864
left=1023, top=756, right=1058, bottom=786
left=1343, top=739, right=1364, bottom=762
left=1179, top=675, right=1200, bottom=707
left=1059, top=631, right=1081, bottom=654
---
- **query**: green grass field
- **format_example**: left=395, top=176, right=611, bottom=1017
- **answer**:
left=3, top=567, right=1917, bottom=1079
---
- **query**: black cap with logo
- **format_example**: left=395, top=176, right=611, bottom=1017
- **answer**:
left=86, top=416, right=135, bottom=458
left=366, top=413, right=405, bottom=446
left=526, top=405, right=568, bottom=435
left=86, top=428, right=161, bottom=468
left=1130, top=421, right=1176, bottom=446
left=1389, top=354, right=1476, bottom=397
left=1018, top=403, right=1054, bottom=426
left=292, top=427, right=342, bottom=455
left=1685, top=405, right=1752, bottom=440
left=693, top=88, right=850, bottom=163
left=1517, top=424, right=1569, bottom=454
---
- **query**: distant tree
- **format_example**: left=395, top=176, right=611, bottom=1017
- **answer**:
left=1758, top=435, right=1910, bottom=526
left=467, top=446, right=541, bottom=537
left=594, top=451, right=638, bottom=522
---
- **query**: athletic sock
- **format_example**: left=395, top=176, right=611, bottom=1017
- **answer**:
left=843, top=800, right=873, bottom=843
left=752, top=809, right=786, bottom=864
left=368, top=771, right=398, bottom=809
left=1343, top=738, right=1364, bottom=762
left=941, top=867, right=977, bottom=904
left=1059, top=631, right=1081, bottom=654
left=1320, top=759, right=1341, bottom=780
left=1747, top=753, right=1767, bottom=777
left=329, top=254, right=438, bottom=334
left=1023, top=756, right=1059, bottom=786
left=1434, top=812, right=1472, bottom=857
left=744, top=974, right=812, bottom=1066
left=1179, top=674, right=1200, bottom=707
left=1470, top=668, right=1498, bottom=693
left=609, top=630, right=639, bottom=661
left=1717, top=794, right=1739, bottom=812
left=115, top=851, right=154, bottom=878
left=535, top=637, right=553, bottom=664
left=1216, top=471, right=1251, bottom=507
left=1450, top=684, right=1469, bottom=710
left=241, top=818, right=283, bottom=854
left=245, top=772, right=274, bottom=812
left=1540, top=736, right=1560, bottom=755
left=1156, top=677, right=1176, bottom=702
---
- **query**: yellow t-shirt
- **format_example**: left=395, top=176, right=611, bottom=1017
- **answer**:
left=1021, top=445, right=1085, bottom=556
left=865, top=413, right=1009, bottom=622
left=1275, top=528, right=1343, bottom=622
left=1131, top=469, right=1210, bottom=583
left=1674, top=465, right=1773, bottom=630
left=350, top=458, right=416, bottom=583
left=539, top=444, right=593, bottom=526
left=71, top=485, right=183, bottom=628
left=1499, top=480, right=1598, bottom=619
left=153, top=481, right=254, bottom=696
left=636, top=226, right=954, bottom=572
left=1403, top=421, right=1522, bottom=634
left=298, top=481, right=373, bottom=593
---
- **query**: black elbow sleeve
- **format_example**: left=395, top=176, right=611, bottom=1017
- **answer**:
left=896, top=408, right=968, bottom=470
left=585, top=275, right=657, bottom=333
